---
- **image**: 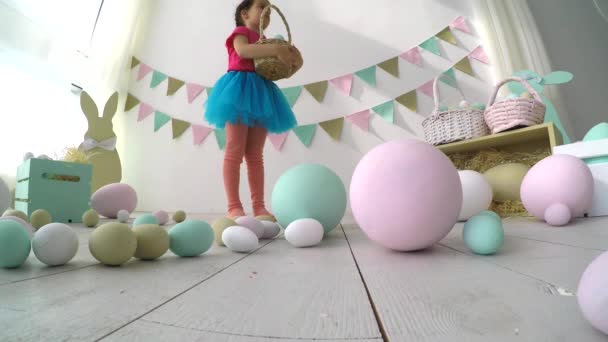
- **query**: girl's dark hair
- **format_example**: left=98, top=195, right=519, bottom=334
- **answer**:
left=235, top=0, right=255, bottom=26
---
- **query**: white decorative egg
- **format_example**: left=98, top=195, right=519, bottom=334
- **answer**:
left=32, top=223, right=78, bottom=266
left=222, top=226, right=259, bottom=253
left=261, top=221, right=281, bottom=239
left=235, top=216, right=264, bottom=238
left=285, top=218, right=324, bottom=248
left=23, top=152, right=34, bottom=161
left=459, top=100, right=469, bottom=108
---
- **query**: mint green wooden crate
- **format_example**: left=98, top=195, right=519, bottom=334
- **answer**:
left=15, top=158, right=92, bottom=223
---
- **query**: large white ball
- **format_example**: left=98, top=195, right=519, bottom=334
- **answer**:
left=458, top=170, right=493, bottom=221
left=222, top=226, right=258, bottom=253
left=32, top=223, right=78, bottom=266
left=285, top=219, right=324, bottom=248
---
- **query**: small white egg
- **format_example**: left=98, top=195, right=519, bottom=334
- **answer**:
left=23, top=152, right=34, bottom=161
left=235, top=216, right=264, bottom=238
left=37, top=154, right=51, bottom=160
left=117, top=209, right=130, bottom=223
left=222, top=226, right=259, bottom=253
left=32, top=223, right=78, bottom=266
left=459, top=100, right=469, bottom=108
left=285, top=218, right=324, bottom=248
left=261, top=221, right=281, bottom=239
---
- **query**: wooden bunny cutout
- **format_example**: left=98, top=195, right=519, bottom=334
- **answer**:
left=79, top=91, right=122, bottom=193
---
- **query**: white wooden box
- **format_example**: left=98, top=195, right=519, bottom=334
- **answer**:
left=553, top=139, right=608, bottom=217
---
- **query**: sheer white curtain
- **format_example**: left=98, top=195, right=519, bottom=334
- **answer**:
left=471, top=0, right=574, bottom=140
left=0, top=0, right=151, bottom=192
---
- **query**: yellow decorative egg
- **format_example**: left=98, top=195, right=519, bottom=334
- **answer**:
left=30, top=209, right=52, bottom=230
left=483, top=163, right=530, bottom=202
left=212, top=217, right=237, bottom=246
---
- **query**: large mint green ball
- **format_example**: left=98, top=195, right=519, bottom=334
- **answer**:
left=0, top=220, right=31, bottom=268
left=133, top=214, right=159, bottom=227
left=169, top=220, right=214, bottom=257
left=463, top=215, right=504, bottom=255
left=272, top=164, right=347, bottom=234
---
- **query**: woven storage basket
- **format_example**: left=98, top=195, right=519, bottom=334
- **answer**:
left=422, top=74, right=489, bottom=145
left=254, top=4, right=293, bottom=81
left=484, top=77, right=546, bottom=134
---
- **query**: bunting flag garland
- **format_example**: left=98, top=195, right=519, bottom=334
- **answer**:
left=417, top=80, right=435, bottom=97
left=136, top=63, right=153, bottom=81
left=319, top=118, right=344, bottom=141
left=347, top=110, right=372, bottom=132
left=469, top=45, right=490, bottom=64
left=167, top=77, right=185, bottom=96
left=281, top=86, right=303, bottom=107
left=172, top=118, right=190, bottom=139
left=137, top=103, right=154, bottom=121
left=130, top=56, right=140, bottom=69
left=154, top=111, right=171, bottom=132
left=293, top=124, right=316, bottom=147
left=377, top=57, right=399, bottom=78
left=441, top=68, right=458, bottom=88
left=329, top=74, right=354, bottom=96
left=150, top=70, right=168, bottom=88
left=304, top=81, right=328, bottom=103
left=436, top=27, right=457, bottom=45
left=454, top=56, right=474, bottom=76
left=268, top=132, right=289, bottom=151
left=419, top=37, right=441, bottom=56
left=186, top=83, right=205, bottom=103
left=449, top=16, right=471, bottom=34
left=400, top=47, right=422, bottom=67
left=214, top=129, right=226, bottom=150
left=192, top=124, right=213, bottom=145
left=354, top=65, right=377, bottom=87
left=125, top=93, right=140, bottom=111
left=395, top=90, right=417, bottom=112
left=372, top=101, right=395, bottom=124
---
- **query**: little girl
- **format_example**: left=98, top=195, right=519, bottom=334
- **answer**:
left=205, top=0, right=303, bottom=219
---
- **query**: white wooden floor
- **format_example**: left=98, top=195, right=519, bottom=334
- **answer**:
left=1, top=215, right=607, bottom=341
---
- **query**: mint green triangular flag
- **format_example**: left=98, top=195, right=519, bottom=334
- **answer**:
left=441, top=68, right=457, bottom=88
left=355, top=66, right=376, bottom=87
left=281, top=86, right=303, bottom=107
left=154, top=111, right=171, bottom=132
left=292, top=124, right=316, bottom=147
left=150, top=70, right=168, bottom=88
left=372, top=101, right=395, bottom=124
left=419, top=37, right=441, bottom=56
left=214, top=128, right=226, bottom=150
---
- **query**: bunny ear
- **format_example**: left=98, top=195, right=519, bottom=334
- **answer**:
left=103, top=92, right=119, bottom=120
left=543, top=71, right=573, bottom=85
left=80, top=91, right=99, bottom=120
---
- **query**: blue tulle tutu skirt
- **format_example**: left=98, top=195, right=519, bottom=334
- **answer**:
left=204, top=71, right=297, bottom=134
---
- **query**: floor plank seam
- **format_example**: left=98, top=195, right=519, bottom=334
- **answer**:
left=95, top=239, right=278, bottom=342
left=438, top=243, right=577, bottom=295
left=340, top=224, right=390, bottom=342
left=138, top=318, right=382, bottom=341
left=0, top=264, right=98, bottom=287
left=503, top=234, right=606, bottom=252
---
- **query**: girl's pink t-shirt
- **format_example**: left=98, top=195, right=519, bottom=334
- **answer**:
left=226, top=26, right=262, bottom=72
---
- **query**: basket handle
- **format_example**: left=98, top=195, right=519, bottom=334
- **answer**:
left=432, top=74, right=465, bottom=112
left=486, top=77, right=543, bottom=107
left=258, top=4, right=292, bottom=45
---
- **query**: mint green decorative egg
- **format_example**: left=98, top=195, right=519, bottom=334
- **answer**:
left=0, top=220, right=31, bottom=268
left=169, top=220, right=214, bottom=257
left=477, top=210, right=501, bottom=221
left=463, top=215, right=504, bottom=255
left=133, top=214, right=159, bottom=227
left=583, top=123, right=608, bottom=141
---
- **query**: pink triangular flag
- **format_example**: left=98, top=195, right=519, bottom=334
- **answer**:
left=192, top=124, right=213, bottom=145
left=186, top=83, right=205, bottom=104
left=469, top=46, right=490, bottom=64
left=329, top=74, right=354, bottom=96
left=268, top=133, right=288, bottom=151
left=137, top=103, right=154, bottom=121
left=400, top=47, right=422, bottom=67
left=347, top=109, right=371, bottom=132
left=417, top=80, right=436, bottom=98
left=449, top=16, right=471, bottom=34
left=136, top=63, right=153, bottom=81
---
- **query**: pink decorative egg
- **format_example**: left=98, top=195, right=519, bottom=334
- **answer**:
left=578, top=251, right=608, bottom=335
left=520, top=155, right=594, bottom=226
left=350, top=139, right=462, bottom=251
left=90, top=183, right=138, bottom=218
left=153, top=210, right=169, bottom=225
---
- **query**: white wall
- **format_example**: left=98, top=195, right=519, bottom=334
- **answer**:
left=527, top=0, right=608, bottom=140
left=119, top=0, right=495, bottom=214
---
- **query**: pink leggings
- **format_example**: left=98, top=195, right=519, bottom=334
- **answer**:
left=223, top=123, right=268, bottom=217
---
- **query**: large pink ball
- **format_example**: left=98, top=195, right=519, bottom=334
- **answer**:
left=578, top=251, right=608, bottom=335
left=520, top=155, right=593, bottom=226
left=350, top=139, right=462, bottom=251
left=90, top=183, right=138, bottom=219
